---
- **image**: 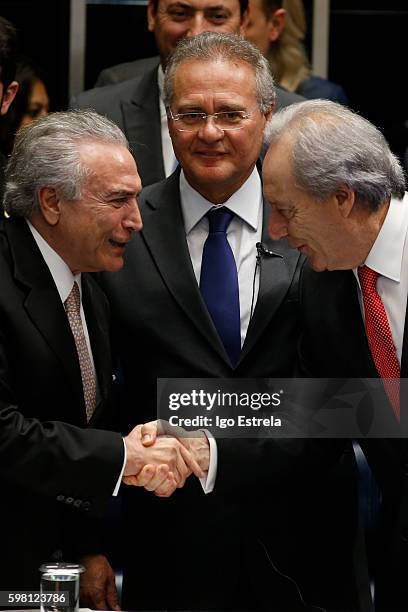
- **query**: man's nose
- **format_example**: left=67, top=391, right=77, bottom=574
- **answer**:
left=186, top=14, right=207, bottom=37
left=123, top=199, right=143, bottom=233
left=197, top=116, right=224, bottom=142
left=268, top=208, right=288, bottom=240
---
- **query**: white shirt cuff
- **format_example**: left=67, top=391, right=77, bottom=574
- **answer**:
left=198, top=429, right=217, bottom=494
left=113, top=438, right=127, bottom=496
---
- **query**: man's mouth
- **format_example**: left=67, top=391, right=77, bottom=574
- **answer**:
left=108, top=239, right=127, bottom=249
left=195, top=150, right=225, bottom=157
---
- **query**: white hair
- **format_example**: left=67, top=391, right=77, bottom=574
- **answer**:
left=266, top=99, right=405, bottom=210
left=4, top=109, right=129, bottom=217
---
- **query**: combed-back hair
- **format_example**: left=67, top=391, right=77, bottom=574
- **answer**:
left=266, top=99, right=406, bottom=210
left=164, top=31, right=275, bottom=114
left=3, top=109, right=128, bottom=218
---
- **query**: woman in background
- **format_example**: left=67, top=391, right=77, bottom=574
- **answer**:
left=246, top=0, right=348, bottom=103
left=0, top=55, right=49, bottom=154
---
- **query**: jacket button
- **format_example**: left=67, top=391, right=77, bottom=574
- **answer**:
left=73, top=499, right=82, bottom=508
left=56, top=495, right=65, bottom=502
left=66, top=497, right=74, bottom=504
left=82, top=501, right=91, bottom=512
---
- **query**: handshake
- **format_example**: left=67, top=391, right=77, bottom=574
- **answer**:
left=122, top=419, right=210, bottom=497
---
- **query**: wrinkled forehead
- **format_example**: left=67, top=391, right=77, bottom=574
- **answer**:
left=172, top=58, right=257, bottom=98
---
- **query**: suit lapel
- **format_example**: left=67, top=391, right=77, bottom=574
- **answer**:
left=121, top=65, right=165, bottom=185
left=141, top=173, right=230, bottom=363
left=6, top=218, right=86, bottom=420
left=240, top=201, right=301, bottom=361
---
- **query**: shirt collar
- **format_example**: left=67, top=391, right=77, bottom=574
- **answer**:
left=362, top=193, right=408, bottom=282
left=157, top=64, right=164, bottom=101
left=27, top=220, right=82, bottom=303
left=180, top=167, right=262, bottom=235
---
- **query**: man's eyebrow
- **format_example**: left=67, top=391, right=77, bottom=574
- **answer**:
left=167, top=1, right=229, bottom=9
left=105, top=189, right=137, bottom=198
left=167, top=2, right=193, bottom=8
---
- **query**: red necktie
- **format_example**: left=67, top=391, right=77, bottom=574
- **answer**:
left=358, top=265, right=400, bottom=419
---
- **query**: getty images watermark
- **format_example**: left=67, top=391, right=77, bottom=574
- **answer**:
left=157, top=378, right=408, bottom=438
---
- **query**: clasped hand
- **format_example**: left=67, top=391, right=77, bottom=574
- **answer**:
left=123, top=420, right=210, bottom=497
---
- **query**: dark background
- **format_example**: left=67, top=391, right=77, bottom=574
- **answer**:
left=0, top=0, right=407, bottom=161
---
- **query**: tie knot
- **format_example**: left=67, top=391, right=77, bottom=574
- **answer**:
left=64, top=281, right=81, bottom=315
left=358, top=265, right=379, bottom=295
left=207, top=207, right=234, bottom=234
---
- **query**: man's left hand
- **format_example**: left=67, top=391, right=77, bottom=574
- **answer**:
left=80, top=554, right=120, bottom=611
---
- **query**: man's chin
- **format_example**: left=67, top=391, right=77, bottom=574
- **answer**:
left=309, top=258, right=327, bottom=273
left=103, top=256, right=125, bottom=273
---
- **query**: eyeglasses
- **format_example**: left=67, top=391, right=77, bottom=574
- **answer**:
left=168, top=108, right=256, bottom=132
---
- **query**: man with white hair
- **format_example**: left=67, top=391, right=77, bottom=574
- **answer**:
left=264, top=98, right=408, bottom=612
left=0, top=109, right=200, bottom=596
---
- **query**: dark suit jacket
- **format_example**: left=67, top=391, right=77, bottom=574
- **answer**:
left=73, top=58, right=304, bottom=188
left=0, top=217, right=124, bottom=590
left=299, top=265, right=408, bottom=612
left=97, top=171, right=360, bottom=611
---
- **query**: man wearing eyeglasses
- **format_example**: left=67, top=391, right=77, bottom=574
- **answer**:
left=92, top=32, right=360, bottom=612
left=71, top=0, right=303, bottom=188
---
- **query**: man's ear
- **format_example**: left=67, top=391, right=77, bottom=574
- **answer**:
left=335, top=185, right=356, bottom=218
left=147, top=0, right=156, bottom=32
left=268, top=8, right=286, bottom=43
left=38, top=186, right=62, bottom=226
left=240, top=7, right=250, bottom=35
left=0, top=80, right=19, bottom=116
left=264, top=103, right=275, bottom=124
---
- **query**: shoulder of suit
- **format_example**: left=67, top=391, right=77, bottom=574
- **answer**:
left=95, top=56, right=160, bottom=86
left=73, top=61, right=158, bottom=108
left=73, top=76, right=144, bottom=108
left=274, top=86, right=305, bottom=110
left=296, top=76, right=348, bottom=104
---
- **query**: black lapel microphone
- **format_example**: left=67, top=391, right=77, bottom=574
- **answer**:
left=256, top=242, right=283, bottom=260
left=251, top=242, right=284, bottom=320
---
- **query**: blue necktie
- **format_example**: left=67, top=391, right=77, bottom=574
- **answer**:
left=200, top=208, right=241, bottom=366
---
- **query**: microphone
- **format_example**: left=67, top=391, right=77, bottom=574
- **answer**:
left=256, top=242, right=283, bottom=259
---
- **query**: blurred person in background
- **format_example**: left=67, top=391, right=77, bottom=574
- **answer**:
left=0, top=55, right=50, bottom=155
left=245, top=0, right=348, bottom=103
left=0, top=15, right=19, bottom=193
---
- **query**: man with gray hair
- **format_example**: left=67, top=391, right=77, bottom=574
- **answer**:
left=0, top=109, right=201, bottom=596
left=264, top=99, right=407, bottom=611
left=94, top=33, right=359, bottom=612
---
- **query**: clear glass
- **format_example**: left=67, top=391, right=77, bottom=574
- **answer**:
left=39, top=563, right=84, bottom=612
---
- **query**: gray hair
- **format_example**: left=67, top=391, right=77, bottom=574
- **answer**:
left=164, top=32, right=275, bottom=114
left=3, top=109, right=129, bottom=218
left=266, top=99, right=405, bottom=210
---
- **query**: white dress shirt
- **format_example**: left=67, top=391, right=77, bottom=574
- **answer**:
left=27, top=220, right=125, bottom=495
left=180, top=167, right=263, bottom=347
left=180, top=168, right=264, bottom=492
left=158, top=65, right=177, bottom=177
left=353, top=193, right=408, bottom=364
